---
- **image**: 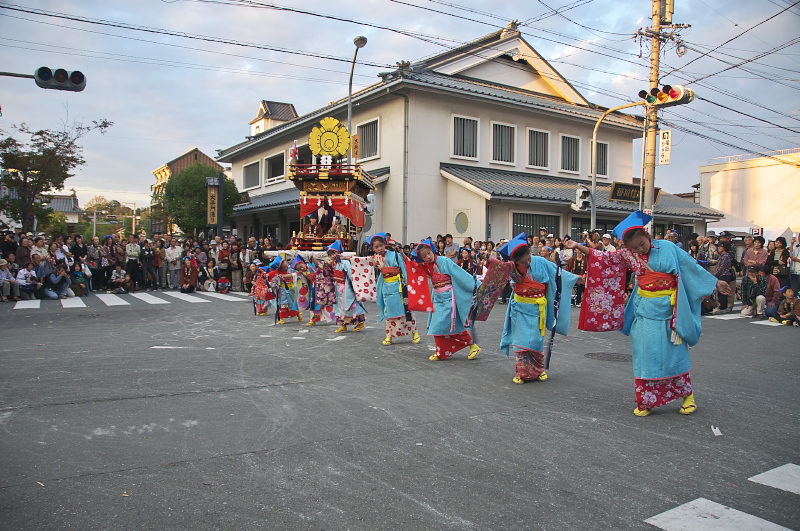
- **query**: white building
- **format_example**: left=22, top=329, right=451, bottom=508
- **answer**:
left=218, top=23, right=721, bottom=244
left=700, top=148, right=799, bottom=239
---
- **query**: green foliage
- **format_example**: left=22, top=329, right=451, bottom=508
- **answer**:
left=41, top=211, right=68, bottom=236
left=163, top=163, right=239, bottom=236
left=0, top=119, right=112, bottom=231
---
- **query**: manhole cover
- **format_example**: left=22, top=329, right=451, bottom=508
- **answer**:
left=584, top=352, right=632, bottom=362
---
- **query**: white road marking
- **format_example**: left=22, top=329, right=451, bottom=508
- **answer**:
left=94, top=294, right=130, bottom=306
left=194, top=292, right=250, bottom=302
left=14, top=300, right=40, bottom=309
left=60, top=297, right=87, bottom=308
left=706, top=313, right=745, bottom=320
left=749, top=463, right=800, bottom=495
left=160, top=292, right=210, bottom=303
left=150, top=346, right=188, bottom=349
left=751, top=320, right=784, bottom=326
left=326, top=336, right=345, bottom=341
left=645, top=498, right=790, bottom=530
left=130, top=293, right=170, bottom=305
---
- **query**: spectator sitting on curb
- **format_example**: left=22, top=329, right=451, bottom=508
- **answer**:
left=771, top=287, right=800, bottom=326
left=0, top=258, right=21, bottom=301
left=44, top=263, right=72, bottom=300
left=70, top=262, right=89, bottom=297
left=109, top=264, right=127, bottom=292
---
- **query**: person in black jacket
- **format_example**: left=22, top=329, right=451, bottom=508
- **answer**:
left=141, top=240, right=158, bottom=291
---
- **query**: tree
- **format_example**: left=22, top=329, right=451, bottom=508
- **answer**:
left=40, top=211, right=68, bottom=236
left=0, top=119, right=113, bottom=232
left=164, top=163, right=239, bottom=236
left=84, top=195, right=109, bottom=214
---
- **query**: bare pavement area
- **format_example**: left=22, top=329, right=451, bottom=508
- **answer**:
left=0, top=294, right=798, bottom=530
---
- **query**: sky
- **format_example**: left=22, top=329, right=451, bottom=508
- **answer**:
left=1, top=0, right=798, bottom=211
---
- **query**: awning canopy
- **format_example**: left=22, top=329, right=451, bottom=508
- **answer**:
left=300, top=195, right=366, bottom=227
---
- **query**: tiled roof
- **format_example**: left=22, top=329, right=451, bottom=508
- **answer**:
left=440, top=163, right=724, bottom=220
left=233, top=187, right=299, bottom=213
left=49, top=195, right=83, bottom=214
left=218, top=71, right=641, bottom=161
left=404, top=72, right=641, bottom=129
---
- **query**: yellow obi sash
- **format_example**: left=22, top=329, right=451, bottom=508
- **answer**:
left=637, top=271, right=678, bottom=306
left=513, top=293, right=547, bottom=337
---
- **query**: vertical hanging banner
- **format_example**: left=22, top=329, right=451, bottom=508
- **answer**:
left=351, top=133, right=361, bottom=160
left=658, top=130, right=672, bottom=165
left=207, top=185, right=219, bottom=225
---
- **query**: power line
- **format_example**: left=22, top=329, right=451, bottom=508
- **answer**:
left=0, top=3, right=393, bottom=68
left=0, top=12, right=376, bottom=80
left=0, top=40, right=353, bottom=85
left=662, top=0, right=800, bottom=78
left=658, top=118, right=800, bottom=168
left=694, top=96, right=800, bottom=135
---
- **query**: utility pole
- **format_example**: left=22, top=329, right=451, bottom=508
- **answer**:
left=642, top=0, right=664, bottom=225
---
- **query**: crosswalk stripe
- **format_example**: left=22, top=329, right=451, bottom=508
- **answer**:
left=160, top=291, right=210, bottom=303
left=14, top=300, right=40, bottom=309
left=130, top=293, right=170, bottom=305
left=645, top=497, right=790, bottom=530
left=94, top=294, right=130, bottom=306
left=194, top=292, right=250, bottom=302
left=749, top=463, right=800, bottom=495
left=60, top=297, right=87, bottom=308
left=707, top=313, right=745, bottom=320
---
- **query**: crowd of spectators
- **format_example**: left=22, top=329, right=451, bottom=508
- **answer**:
left=0, top=228, right=293, bottom=301
left=2, top=224, right=798, bottom=325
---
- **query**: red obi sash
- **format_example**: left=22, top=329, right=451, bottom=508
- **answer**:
left=333, top=270, right=346, bottom=283
left=382, top=266, right=401, bottom=277
left=513, top=278, right=546, bottom=298
left=638, top=271, right=677, bottom=292
left=432, top=272, right=452, bottom=289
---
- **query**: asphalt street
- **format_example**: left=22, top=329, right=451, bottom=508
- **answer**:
left=0, top=292, right=798, bottom=530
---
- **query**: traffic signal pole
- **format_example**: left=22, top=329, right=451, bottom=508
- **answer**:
left=590, top=101, right=647, bottom=230
left=642, top=0, right=663, bottom=226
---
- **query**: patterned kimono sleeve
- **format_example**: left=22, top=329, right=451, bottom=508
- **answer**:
left=405, top=260, right=434, bottom=312
left=578, top=248, right=640, bottom=332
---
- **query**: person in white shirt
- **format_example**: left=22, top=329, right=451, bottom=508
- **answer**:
left=164, top=239, right=184, bottom=289
left=602, top=233, right=616, bottom=252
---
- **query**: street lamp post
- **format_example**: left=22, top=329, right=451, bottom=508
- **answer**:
left=120, top=202, right=137, bottom=237
left=347, top=36, right=368, bottom=166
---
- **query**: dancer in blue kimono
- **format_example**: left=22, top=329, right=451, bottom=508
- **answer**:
left=313, top=240, right=366, bottom=333
left=498, top=233, right=578, bottom=384
left=369, top=233, right=421, bottom=345
left=269, top=255, right=300, bottom=324
left=566, top=210, right=730, bottom=416
left=411, top=238, right=480, bottom=361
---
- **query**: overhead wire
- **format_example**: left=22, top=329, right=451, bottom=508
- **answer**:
left=661, top=0, right=800, bottom=78
left=0, top=13, right=377, bottom=80
left=0, top=3, right=394, bottom=68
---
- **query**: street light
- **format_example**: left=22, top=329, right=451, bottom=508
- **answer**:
left=120, top=202, right=137, bottom=237
left=347, top=35, right=368, bottom=166
left=91, top=209, right=108, bottom=238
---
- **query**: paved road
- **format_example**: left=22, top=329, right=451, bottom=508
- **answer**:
left=1, top=295, right=798, bottom=529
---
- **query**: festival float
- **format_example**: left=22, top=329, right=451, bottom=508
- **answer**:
left=286, top=116, right=376, bottom=253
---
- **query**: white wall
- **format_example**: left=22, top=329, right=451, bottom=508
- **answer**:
left=700, top=155, right=800, bottom=231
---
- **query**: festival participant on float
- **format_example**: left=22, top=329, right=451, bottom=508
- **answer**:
left=313, top=240, right=365, bottom=332
left=565, top=210, right=728, bottom=417
left=291, top=254, right=313, bottom=322
left=269, top=255, right=301, bottom=324
left=369, top=233, right=421, bottom=345
left=251, top=261, right=274, bottom=316
left=412, top=238, right=480, bottom=361
left=498, top=233, right=578, bottom=384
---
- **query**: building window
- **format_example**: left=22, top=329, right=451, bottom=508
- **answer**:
left=512, top=212, right=560, bottom=238
left=594, top=141, right=609, bottom=177
left=452, top=115, right=479, bottom=160
left=243, top=161, right=260, bottom=189
left=570, top=217, right=618, bottom=239
left=527, top=128, right=549, bottom=169
left=265, top=152, right=285, bottom=185
left=491, top=122, right=515, bottom=164
left=560, top=134, right=580, bottom=174
left=357, top=119, right=379, bottom=160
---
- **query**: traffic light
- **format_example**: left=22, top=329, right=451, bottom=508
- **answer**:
left=638, top=85, right=693, bottom=107
left=572, top=186, right=591, bottom=211
left=34, top=67, right=86, bottom=92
